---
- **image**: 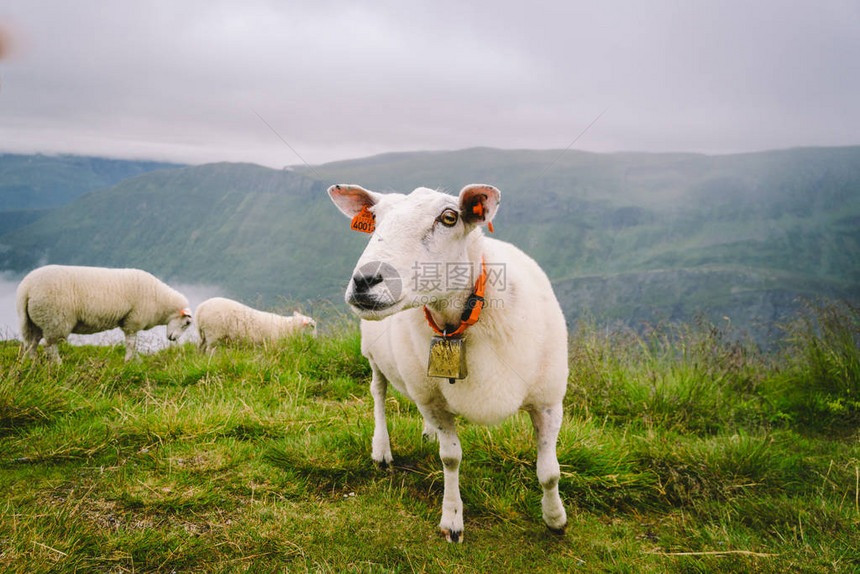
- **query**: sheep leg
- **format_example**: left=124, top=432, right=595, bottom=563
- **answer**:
left=419, top=405, right=463, bottom=543
left=123, top=332, right=138, bottom=361
left=369, top=364, right=393, bottom=468
left=529, top=404, right=567, bottom=533
left=198, top=331, right=216, bottom=354
left=198, top=334, right=213, bottom=354
left=20, top=320, right=41, bottom=359
left=21, top=335, right=39, bottom=359
left=43, top=337, right=62, bottom=364
left=421, top=419, right=437, bottom=443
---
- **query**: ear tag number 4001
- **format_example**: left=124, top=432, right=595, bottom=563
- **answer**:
left=351, top=205, right=375, bottom=233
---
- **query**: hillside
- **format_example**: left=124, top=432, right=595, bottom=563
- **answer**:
left=0, top=154, right=182, bottom=235
left=307, top=147, right=860, bottom=335
left=0, top=163, right=357, bottom=306
left=1, top=147, right=858, bottom=340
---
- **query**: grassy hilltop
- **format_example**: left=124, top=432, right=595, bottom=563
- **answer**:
left=1, top=302, right=858, bottom=572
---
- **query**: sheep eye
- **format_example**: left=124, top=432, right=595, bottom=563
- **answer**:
left=439, top=209, right=459, bottom=227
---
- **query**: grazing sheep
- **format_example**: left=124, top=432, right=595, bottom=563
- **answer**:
left=329, top=183, right=568, bottom=542
left=195, top=296, right=316, bottom=351
left=17, top=264, right=193, bottom=363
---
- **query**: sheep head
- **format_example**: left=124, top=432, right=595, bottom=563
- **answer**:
left=329, top=184, right=500, bottom=321
left=166, top=308, right=193, bottom=341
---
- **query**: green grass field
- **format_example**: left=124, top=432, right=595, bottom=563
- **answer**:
left=1, top=301, right=859, bottom=573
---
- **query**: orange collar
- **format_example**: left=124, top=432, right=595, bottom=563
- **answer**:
left=423, top=257, right=487, bottom=338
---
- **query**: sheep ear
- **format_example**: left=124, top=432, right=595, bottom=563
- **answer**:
left=459, top=184, right=500, bottom=228
left=328, top=184, right=381, bottom=218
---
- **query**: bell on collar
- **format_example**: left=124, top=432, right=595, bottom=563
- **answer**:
left=428, top=336, right=467, bottom=382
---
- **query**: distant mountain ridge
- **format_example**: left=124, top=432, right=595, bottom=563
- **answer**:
left=0, top=153, right=182, bottom=236
left=1, top=147, right=858, bottom=341
left=0, top=153, right=182, bottom=210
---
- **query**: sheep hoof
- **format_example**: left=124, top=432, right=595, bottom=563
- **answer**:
left=421, top=421, right=438, bottom=443
left=440, top=528, right=463, bottom=544
left=374, top=458, right=392, bottom=471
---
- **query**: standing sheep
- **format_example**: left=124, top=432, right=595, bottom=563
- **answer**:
left=17, top=265, right=193, bottom=363
left=195, top=297, right=316, bottom=351
left=329, top=183, right=568, bottom=543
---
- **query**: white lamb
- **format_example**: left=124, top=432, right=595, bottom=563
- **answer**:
left=17, top=264, right=193, bottom=363
left=195, top=297, right=316, bottom=351
left=329, top=183, right=568, bottom=543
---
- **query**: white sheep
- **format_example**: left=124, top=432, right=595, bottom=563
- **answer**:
left=195, top=296, right=316, bottom=351
left=329, top=183, right=568, bottom=543
left=17, top=264, right=193, bottom=363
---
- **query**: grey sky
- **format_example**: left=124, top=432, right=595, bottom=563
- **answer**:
left=1, top=0, right=858, bottom=168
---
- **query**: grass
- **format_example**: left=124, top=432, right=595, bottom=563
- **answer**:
left=1, top=302, right=859, bottom=572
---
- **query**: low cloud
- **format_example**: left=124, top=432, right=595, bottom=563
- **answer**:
left=0, top=272, right=20, bottom=340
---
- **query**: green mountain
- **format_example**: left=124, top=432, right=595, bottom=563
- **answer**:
left=305, top=147, right=860, bottom=335
left=0, top=154, right=181, bottom=235
left=1, top=147, right=858, bottom=341
left=0, top=163, right=353, bottom=305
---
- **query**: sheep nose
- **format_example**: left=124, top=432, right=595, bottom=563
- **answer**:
left=352, top=272, right=384, bottom=293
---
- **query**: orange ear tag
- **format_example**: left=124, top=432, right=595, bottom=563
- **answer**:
left=471, top=202, right=494, bottom=233
left=350, top=205, right=375, bottom=233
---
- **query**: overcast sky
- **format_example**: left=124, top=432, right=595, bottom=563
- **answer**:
left=0, top=1, right=858, bottom=168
